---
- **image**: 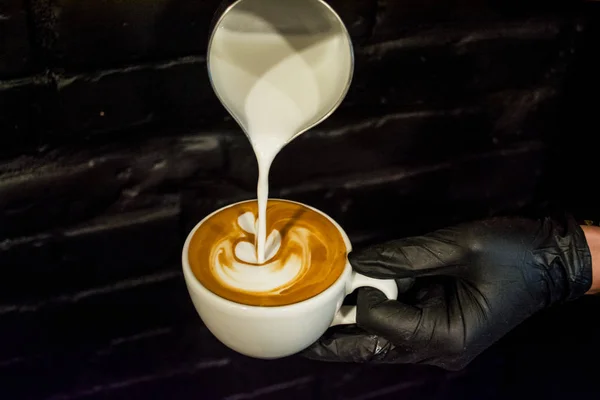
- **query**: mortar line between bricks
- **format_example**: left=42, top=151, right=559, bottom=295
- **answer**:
left=63, top=206, right=180, bottom=237
left=309, top=107, right=481, bottom=139
left=0, top=355, right=26, bottom=368
left=0, top=205, right=179, bottom=252
left=0, top=73, right=52, bottom=88
left=0, top=270, right=180, bottom=315
left=46, top=358, right=231, bottom=400
left=351, top=148, right=540, bottom=188
left=277, top=140, right=545, bottom=196
left=342, top=379, right=427, bottom=400
left=55, top=55, right=206, bottom=85
left=362, top=18, right=563, bottom=54
left=0, top=327, right=175, bottom=367
left=224, top=376, right=315, bottom=400
left=340, top=140, right=545, bottom=188
left=106, top=327, right=173, bottom=347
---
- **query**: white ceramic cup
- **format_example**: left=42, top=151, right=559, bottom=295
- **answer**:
left=182, top=199, right=398, bottom=359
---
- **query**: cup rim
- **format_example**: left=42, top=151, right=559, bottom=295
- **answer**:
left=181, top=198, right=352, bottom=314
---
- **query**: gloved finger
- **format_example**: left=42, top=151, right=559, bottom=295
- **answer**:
left=395, top=277, right=416, bottom=294
left=302, top=285, right=448, bottom=365
left=349, top=228, right=465, bottom=279
left=300, top=286, right=423, bottom=363
left=356, top=287, right=425, bottom=348
left=356, top=283, right=469, bottom=367
left=300, top=325, right=410, bottom=363
left=301, top=328, right=467, bottom=370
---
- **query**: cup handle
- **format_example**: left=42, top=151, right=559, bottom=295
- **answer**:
left=330, top=271, right=399, bottom=326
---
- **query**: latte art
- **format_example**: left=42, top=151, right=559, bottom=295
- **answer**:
left=189, top=200, right=348, bottom=306
left=214, top=212, right=305, bottom=293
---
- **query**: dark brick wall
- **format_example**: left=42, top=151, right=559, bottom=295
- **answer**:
left=1, top=0, right=600, bottom=399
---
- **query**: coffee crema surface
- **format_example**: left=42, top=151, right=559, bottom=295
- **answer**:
left=188, top=200, right=348, bottom=306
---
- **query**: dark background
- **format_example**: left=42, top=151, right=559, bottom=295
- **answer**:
left=2, top=0, right=600, bottom=398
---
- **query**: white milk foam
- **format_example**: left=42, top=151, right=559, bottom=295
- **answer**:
left=209, top=13, right=351, bottom=287
left=214, top=212, right=304, bottom=293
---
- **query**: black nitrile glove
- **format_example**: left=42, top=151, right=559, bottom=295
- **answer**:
left=303, top=215, right=593, bottom=370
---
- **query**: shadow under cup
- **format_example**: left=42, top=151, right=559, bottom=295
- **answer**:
left=182, top=199, right=397, bottom=359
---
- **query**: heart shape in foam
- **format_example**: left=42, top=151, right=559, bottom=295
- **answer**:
left=235, top=212, right=281, bottom=264
left=213, top=210, right=303, bottom=293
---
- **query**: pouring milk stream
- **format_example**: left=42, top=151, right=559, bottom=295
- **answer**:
left=208, top=0, right=353, bottom=263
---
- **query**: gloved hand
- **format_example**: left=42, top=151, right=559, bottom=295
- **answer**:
left=303, top=215, right=593, bottom=370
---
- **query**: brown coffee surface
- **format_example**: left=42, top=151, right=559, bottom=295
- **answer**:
left=188, top=200, right=348, bottom=306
